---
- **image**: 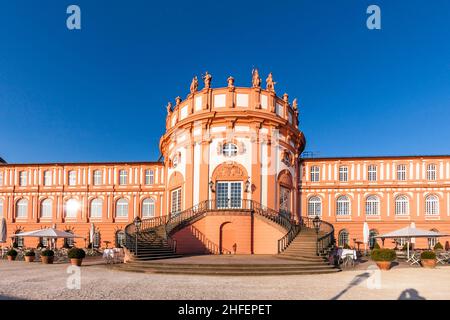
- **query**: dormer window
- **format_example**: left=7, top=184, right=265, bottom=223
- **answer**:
left=222, top=143, right=238, bottom=157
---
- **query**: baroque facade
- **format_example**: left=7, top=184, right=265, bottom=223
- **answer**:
left=0, top=71, right=449, bottom=253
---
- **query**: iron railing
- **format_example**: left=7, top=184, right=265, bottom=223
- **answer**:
left=300, top=216, right=335, bottom=255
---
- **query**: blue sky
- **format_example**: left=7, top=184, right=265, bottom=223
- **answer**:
left=0, top=0, right=449, bottom=163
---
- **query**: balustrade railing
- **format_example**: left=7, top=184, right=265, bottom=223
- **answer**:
left=300, top=215, right=335, bottom=255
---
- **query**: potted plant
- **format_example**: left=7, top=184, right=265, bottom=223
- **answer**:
left=371, top=248, right=396, bottom=270
left=41, top=249, right=55, bottom=264
left=24, top=250, right=36, bottom=262
left=434, top=242, right=444, bottom=251
left=420, top=251, right=436, bottom=268
left=6, top=249, right=18, bottom=261
left=68, top=247, right=86, bottom=266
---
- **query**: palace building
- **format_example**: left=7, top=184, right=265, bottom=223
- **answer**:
left=1, top=70, right=449, bottom=258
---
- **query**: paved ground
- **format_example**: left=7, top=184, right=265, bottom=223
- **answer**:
left=0, top=257, right=449, bottom=300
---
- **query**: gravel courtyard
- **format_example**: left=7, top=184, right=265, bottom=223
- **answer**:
left=1, top=259, right=449, bottom=300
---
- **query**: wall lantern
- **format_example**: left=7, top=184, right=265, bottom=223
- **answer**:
left=312, top=216, right=321, bottom=234
left=245, top=179, right=251, bottom=193
left=209, top=180, right=215, bottom=192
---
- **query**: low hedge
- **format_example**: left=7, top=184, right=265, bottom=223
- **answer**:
left=68, top=248, right=86, bottom=259
left=6, top=249, right=18, bottom=257
left=371, top=249, right=396, bottom=262
left=421, top=251, right=436, bottom=260
left=41, top=249, right=54, bottom=257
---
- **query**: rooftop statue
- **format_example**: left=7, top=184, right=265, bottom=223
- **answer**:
left=252, top=68, right=261, bottom=88
left=202, top=71, right=212, bottom=89
left=175, top=96, right=182, bottom=106
left=283, top=93, right=289, bottom=104
left=292, top=98, right=298, bottom=111
left=227, top=76, right=235, bottom=88
left=266, top=72, right=276, bottom=92
left=190, top=76, right=198, bottom=94
left=166, top=102, right=172, bottom=115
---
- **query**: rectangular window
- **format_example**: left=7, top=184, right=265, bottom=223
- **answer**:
left=427, top=164, right=436, bottom=181
left=93, top=170, right=102, bottom=186
left=171, top=188, right=182, bottom=215
left=0, top=200, right=3, bottom=218
left=145, top=169, right=154, bottom=185
left=397, top=164, right=406, bottom=181
left=0, top=172, right=3, bottom=186
left=367, top=165, right=377, bottom=181
left=119, top=170, right=128, bottom=185
left=68, top=171, right=76, bottom=186
left=43, top=171, right=52, bottom=186
left=310, top=166, right=320, bottom=182
left=339, top=166, right=348, bottom=182
left=19, top=171, right=27, bottom=186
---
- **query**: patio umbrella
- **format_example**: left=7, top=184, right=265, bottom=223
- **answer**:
left=363, top=222, right=370, bottom=253
left=0, top=218, right=7, bottom=243
left=410, top=222, right=416, bottom=245
left=89, top=223, right=95, bottom=246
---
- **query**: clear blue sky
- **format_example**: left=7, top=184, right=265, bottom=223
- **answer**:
left=0, top=0, right=449, bottom=163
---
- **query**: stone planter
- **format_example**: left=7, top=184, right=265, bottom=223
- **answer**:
left=375, top=261, right=392, bottom=270
left=41, top=256, right=54, bottom=264
left=25, top=256, right=35, bottom=262
left=6, top=255, right=16, bottom=261
left=70, top=258, right=83, bottom=266
left=421, top=259, right=436, bottom=268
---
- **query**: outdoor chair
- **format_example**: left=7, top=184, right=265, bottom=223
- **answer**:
left=407, top=251, right=420, bottom=266
left=437, top=252, right=449, bottom=265
left=338, top=253, right=355, bottom=269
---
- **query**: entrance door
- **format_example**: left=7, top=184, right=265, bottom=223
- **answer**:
left=216, top=181, right=242, bottom=209
left=279, top=186, right=291, bottom=217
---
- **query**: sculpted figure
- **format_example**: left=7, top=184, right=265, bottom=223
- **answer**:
left=252, top=69, right=261, bottom=88
left=292, top=98, right=298, bottom=111
left=283, top=93, right=289, bottom=104
left=227, top=76, right=235, bottom=88
left=202, top=71, right=212, bottom=89
left=266, top=72, right=276, bottom=92
left=190, top=76, right=198, bottom=93
left=166, top=102, right=172, bottom=115
left=175, top=96, right=182, bottom=106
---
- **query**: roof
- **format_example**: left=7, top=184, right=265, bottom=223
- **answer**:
left=301, top=154, right=450, bottom=161
left=0, top=160, right=163, bottom=167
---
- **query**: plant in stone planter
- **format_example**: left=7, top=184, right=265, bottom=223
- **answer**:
left=41, top=249, right=55, bottom=264
left=420, top=251, right=436, bottom=268
left=24, top=250, right=36, bottom=262
left=371, top=248, right=396, bottom=270
left=433, top=242, right=443, bottom=251
left=6, top=249, right=18, bottom=261
left=67, top=248, right=86, bottom=266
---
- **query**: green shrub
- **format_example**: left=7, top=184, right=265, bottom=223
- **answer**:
left=343, top=243, right=351, bottom=249
left=434, top=242, right=444, bottom=250
left=41, top=249, right=54, bottom=257
left=372, top=241, right=380, bottom=249
left=68, top=248, right=86, bottom=259
left=6, top=249, right=18, bottom=257
left=24, top=250, right=35, bottom=257
left=371, top=249, right=396, bottom=262
left=421, top=251, right=436, bottom=260
left=401, top=244, right=409, bottom=251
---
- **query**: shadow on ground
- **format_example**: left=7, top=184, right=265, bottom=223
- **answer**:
left=398, top=289, right=426, bottom=300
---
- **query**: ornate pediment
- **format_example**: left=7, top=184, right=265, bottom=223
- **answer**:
left=211, top=162, right=248, bottom=181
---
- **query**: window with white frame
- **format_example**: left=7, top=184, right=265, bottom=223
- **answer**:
left=395, top=195, right=409, bottom=215
left=367, top=165, right=377, bottom=181
left=428, top=229, right=439, bottom=249
left=116, top=230, right=125, bottom=248
left=142, top=198, right=155, bottom=218
left=43, top=171, right=52, bottom=186
left=338, top=229, right=349, bottom=247
left=15, top=231, right=24, bottom=248
left=310, top=166, right=320, bottom=182
left=145, top=169, right=154, bottom=185
left=307, top=196, right=322, bottom=217
left=116, top=198, right=129, bottom=218
left=90, top=198, right=103, bottom=218
left=68, top=171, right=76, bottom=186
left=339, top=166, right=348, bottom=182
left=0, top=172, right=3, bottom=186
left=119, top=170, right=128, bottom=185
left=93, top=170, right=102, bottom=186
left=222, top=143, right=238, bottom=157
left=16, top=199, right=28, bottom=218
left=365, top=195, right=380, bottom=216
left=397, top=164, right=406, bottom=181
left=425, top=195, right=439, bottom=215
left=427, top=164, right=436, bottom=181
left=19, top=171, right=27, bottom=186
left=336, top=196, right=350, bottom=216
left=40, top=199, right=52, bottom=218
left=0, top=199, right=3, bottom=218
left=65, top=199, right=79, bottom=218
left=171, top=188, right=182, bottom=215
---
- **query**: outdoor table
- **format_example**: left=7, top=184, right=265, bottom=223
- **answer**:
left=103, top=249, right=115, bottom=263
left=337, top=248, right=357, bottom=260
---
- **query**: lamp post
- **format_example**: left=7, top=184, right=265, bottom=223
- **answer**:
left=133, top=216, right=142, bottom=256
left=313, top=216, right=322, bottom=256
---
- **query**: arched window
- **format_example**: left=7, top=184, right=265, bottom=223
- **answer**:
left=395, top=195, right=409, bottom=216
left=336, top=196, right=350, bottom=216
left=142, top=198, right=155, bottom=218
left=425, top=195, right=439, bottom=215
left=427, top=164, right=437, bottom=181
left=16, top=199, right=28, bottom=219
left=428, top=228, right=439, bottom=249
left=65, top=199, right=80, bottom=218
left=40, top=199, right=53, bottom=218
left=338, top=229, right=349, bottom=247
left=116, top=198, right=129, bottom=218
left=90, top=198, right=103, bottom=218
left=93, top=170, right=102, bottom=185
left=222, top=143, right=238, bottom=157
left=307, top=196, right=322, bottom=217
left=93, top=231, right=101, bottom=248
left=365, top=195, right=380, bottom=216
left=369, top=229, right=379, bottom=249
left=116, top=230, right=125, bottom=248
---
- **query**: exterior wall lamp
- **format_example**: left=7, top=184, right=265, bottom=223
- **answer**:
left=209, top=180, right=215, bottom=192
left=245, top=179, right=251, bottom=193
